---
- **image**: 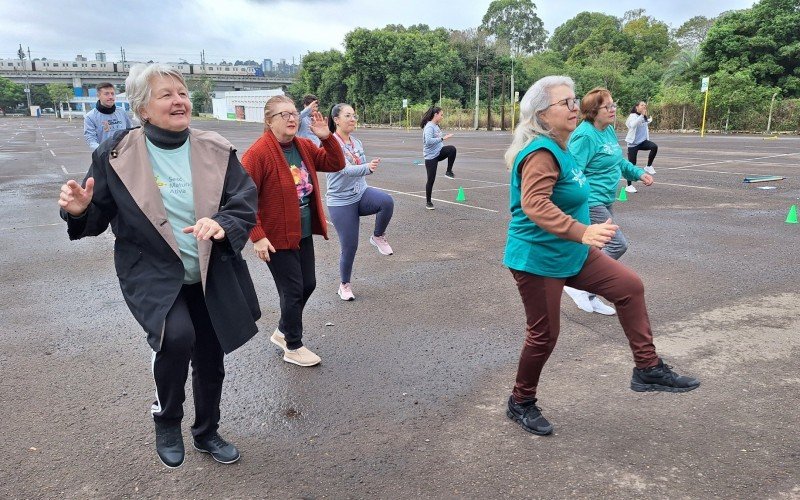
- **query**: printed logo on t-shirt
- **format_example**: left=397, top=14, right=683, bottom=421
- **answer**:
left=289, top=161, right=314, bottom=198
left=571, top=168, right=587, bottom=188
left=155, top=173, right=191, bottom=195
left=601, top=142, right=621, bottom=156
left=102, top=117, right=123, bottom=132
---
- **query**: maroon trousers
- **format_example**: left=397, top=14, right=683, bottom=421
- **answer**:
left=511, top=247, right=659, bottom=403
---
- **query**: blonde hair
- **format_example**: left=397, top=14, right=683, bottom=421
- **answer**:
left=263, top=95, right=296, bottom=132
left=504, top=76, right=575, bottom=169
left=125, top=63, right=187, bottom=122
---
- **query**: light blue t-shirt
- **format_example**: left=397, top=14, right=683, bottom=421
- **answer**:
left=146, top=138, right=200, bottom=284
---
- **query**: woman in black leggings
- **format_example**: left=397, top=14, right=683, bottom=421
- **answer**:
left=421, top=106, right=457, bottom=210
left=624, top=101, right=658, bottom=193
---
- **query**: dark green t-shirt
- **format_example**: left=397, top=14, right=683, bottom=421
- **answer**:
left=281, top=143, right=313, bottom=238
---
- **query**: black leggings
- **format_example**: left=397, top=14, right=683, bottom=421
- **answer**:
left=266, top=236, right=316, bottom=349
left=424, top=145, right=457, bottom=203
left=627, top=140, right=658, bottom=185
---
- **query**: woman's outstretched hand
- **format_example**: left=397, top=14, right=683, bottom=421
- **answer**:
left=58, top=178, right=94, bottom=216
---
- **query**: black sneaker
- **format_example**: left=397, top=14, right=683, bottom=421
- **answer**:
left=425, top=202, right=435, bottom=210
left=445, top=171, right=455, bottom=179
left=506, top=396, right=553, bottom=435
left=631, top=359, right=700, bottom=393
left=154, top=422, right=184, bottom=468
left=193, top=432, right=241, bottom=464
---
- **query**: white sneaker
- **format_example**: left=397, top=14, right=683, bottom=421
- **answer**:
left=589, top=296, right=616, bottom=316
left=270, top=328, right=287, bottom=352
left=369, top=234, right=393, bottom=255
left=337, top=282, right=355, bottom=301
left=563, top=286, right=593, bottom=313
left=644, top=166, right=656, bottom=175
left=625, top=185, right=637, bottom=193
left=284, top=346, right=321, bottom=367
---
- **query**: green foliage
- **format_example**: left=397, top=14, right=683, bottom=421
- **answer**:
left=343, top=27, right=465, bottom=108
left=698, top=0, right=800, bottom=96
left=45, top=83, right=72, bottom=109
left=187, top=77, right=214, bottom=115
left=480, top=0, right=547, bottom=55
left=0, top=76, right=25, bottom=111
left=674, top=16, right=715, bottom=50
left=549, top=12, right=619, bottom=60
left=290, top=50, right=347, bottom=106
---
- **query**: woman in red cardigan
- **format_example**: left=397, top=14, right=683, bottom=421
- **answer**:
left=242, top=95, right=345, bottom=367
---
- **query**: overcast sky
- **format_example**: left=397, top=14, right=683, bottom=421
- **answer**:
left=0, top=0, right=755, bottom=64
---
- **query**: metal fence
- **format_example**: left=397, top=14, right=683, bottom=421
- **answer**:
left=358, top=99, right=800, bottom=134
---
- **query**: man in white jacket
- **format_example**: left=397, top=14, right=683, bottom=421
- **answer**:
left=624, top=101, right=658, bottom=193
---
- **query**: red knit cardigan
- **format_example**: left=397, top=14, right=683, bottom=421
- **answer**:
left=241, top=130, right=345, bottom=250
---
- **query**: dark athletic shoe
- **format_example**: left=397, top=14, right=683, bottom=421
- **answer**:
left=506, top=396, right=553, bottom=435
left=631, top=359, right=700, bottom=393
left=193, top=432, right=241, bottom=464
left=445, top=171, right=455, bottom=179
left=154, top=422, right=185, bottom=468
left=425, top=202, right=435, bottom=210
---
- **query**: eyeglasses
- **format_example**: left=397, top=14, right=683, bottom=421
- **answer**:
left=339, top=113, right=359, bottom=120
left=270, top=111, right=300, bottom=121
left=546, top=97, right=580, bottom=111
left=598, top=103, right=618, bottom=112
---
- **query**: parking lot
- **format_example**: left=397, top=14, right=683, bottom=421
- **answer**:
left=1, top=116, right=798, bottom=498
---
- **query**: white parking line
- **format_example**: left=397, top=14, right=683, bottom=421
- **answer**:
left=371, top=185, right=499, bottom=212
left=50, top=150, right=56, bottom=157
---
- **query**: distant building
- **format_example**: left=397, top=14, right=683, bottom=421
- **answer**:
left=75, top=54, right=87, bottom=62
left=262, top=58, right=273, bottom=73
left=95, top=51, right=106, bottom=62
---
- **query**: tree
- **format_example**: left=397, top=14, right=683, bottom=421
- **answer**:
left=674, top=16, right=715, bottom=51
left=289, top=50, right=348, bottom=106
left=45, top=83, right=72, bottom=117
left=698, top=0, right=800, bottom=96
left=548, top=12, right=620, bottom=59
left=188, top=77, right=213, bottom=115
left=620, top=11, right=676, bottom=68
left=480, top=0, right=547, bottom=55
left=0, top=76, right=25, bottom=113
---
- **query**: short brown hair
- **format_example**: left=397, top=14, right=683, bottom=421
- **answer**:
left=96, top=82, right=114, bottom=92
left=302, top=94, right=318, bottom=107
left=580, top=87, right=612, bottom=124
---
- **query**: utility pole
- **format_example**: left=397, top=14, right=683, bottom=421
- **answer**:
left=18, top=44, right=32, bottom=111
left=473, top=48, right=480, bottom=130
left=487, top=74, right=494, bottom=131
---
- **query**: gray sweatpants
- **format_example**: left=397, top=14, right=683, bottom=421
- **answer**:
left=589, top=204, right=628, bottom=261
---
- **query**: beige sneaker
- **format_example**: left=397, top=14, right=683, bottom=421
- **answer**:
left=270, top=328, right=287, bottom=352
left=283, top=346, right=321, bottom=367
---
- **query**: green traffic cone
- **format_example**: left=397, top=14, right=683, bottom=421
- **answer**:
left=456, top=186, right=466, bottom=203
left=617, top=188, right=628, bottom=202
left=786, top=204, right=798, bottom=224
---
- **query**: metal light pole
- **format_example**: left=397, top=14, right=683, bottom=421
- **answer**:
left=766, top=91, right=779, bottom=133
left=473, top=49, right=480, bottom=130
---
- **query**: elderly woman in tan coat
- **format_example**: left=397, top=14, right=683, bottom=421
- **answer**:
left=58, top=63, right=259, bottom=469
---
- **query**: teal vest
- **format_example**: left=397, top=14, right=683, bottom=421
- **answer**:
left=503, top=135, right=590, bottom=278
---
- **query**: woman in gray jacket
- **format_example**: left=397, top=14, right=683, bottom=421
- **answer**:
left=326, top=103, right=395, bottom=301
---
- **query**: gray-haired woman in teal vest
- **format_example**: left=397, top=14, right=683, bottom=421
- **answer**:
left=502, top=76, right=699, bottom=436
